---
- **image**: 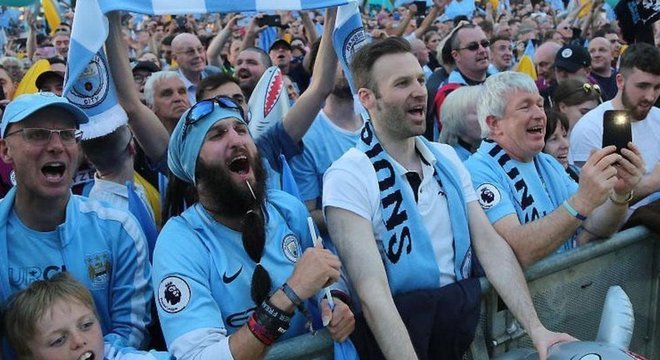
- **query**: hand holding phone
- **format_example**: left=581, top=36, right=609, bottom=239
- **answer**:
left=257, top=15, right=282, bottom=28
left=414, top=1, right=427, bottom=16
left=602, top=110, right=632, bottom=154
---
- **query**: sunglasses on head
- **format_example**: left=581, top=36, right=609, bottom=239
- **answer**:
left=456, top=39, right=490, bottom=51
left=182, top=96, right=246, bottom=140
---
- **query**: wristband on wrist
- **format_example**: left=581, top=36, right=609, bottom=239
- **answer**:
left=248, top=299, right=292, bottom=346
left=562, top=200, right=587, bottom=221
left=609, top=191, right=633, bottom=206
left=281, top=282, right=306, bottom=313
left=248, top=313, right=276, bottom=345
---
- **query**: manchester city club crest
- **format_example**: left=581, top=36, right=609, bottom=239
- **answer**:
left=282, top=234, right=301, bottom=263
left=66, top=52, right=110, bottom=109
left=85, top=251, right=112, bottom=289
left=158, top=275, right=191, bottom=313
left=342, top=28, right=368, bottom=70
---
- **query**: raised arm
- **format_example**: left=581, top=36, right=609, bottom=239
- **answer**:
left=240, top=15, right=268, bottom=52
left=106, top=12, right=170, bottom=164
left=413, top=0, right=445, bottom=39
left=393, top=4, right=416, bottom=38
left=300, top=11, right=318, bottom=44
left=207, top=14, right=242, bottom=68
left=468, top=201, right=575, bottom=359
left=26, top=10, right=38, bottom=61
left=281, top=7, right=338, bottom=144
left=326, top=207, right=418, bottom=360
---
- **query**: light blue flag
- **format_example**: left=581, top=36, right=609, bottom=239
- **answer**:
left=523, top=38, right=535, bottom=59
left=258, top=26, right=279, bottom=53
left=64, top=48, right=128, bottom=139
left=332, top=0, right=370, bottom=95
left=279, top=153, right=302, bottom=201
left=64, top=0, right=351, bottom=138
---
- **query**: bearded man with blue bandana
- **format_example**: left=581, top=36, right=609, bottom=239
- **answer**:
left=152, top=97, right=355, bottom=360
left=324, top=37, right=575, bottom=360
left=465, top=71, right=645, bottom=269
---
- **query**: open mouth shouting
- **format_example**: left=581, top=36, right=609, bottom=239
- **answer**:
left=41, top=161, right=66, bottom=183
left=78, top=350, right=95, bottom=360
left=226, top=152, right=252, bottom=180
left=407, top=104, right=425, bottom=121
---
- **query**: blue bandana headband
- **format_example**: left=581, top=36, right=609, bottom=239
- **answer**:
left=168, top=104, right=247, bottom=185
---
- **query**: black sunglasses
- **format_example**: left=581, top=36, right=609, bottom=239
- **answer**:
left=182, top=96, right=245, bottom=140
left=456, top=39, right=490, bottom=51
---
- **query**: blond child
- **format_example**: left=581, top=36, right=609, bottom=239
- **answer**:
left=2, top=273, right=171, bottom=360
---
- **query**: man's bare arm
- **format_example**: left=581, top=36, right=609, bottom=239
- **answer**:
left=106, top=12, right=170, bottom=163
left=281, top=8, right=338, bottom=144
left=493, top=147, right=629, bottom=268
left=468, top=202, right=575, bottom=359
left=326, top=207, right=418, bottom=360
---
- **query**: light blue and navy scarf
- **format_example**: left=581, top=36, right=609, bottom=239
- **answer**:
left=356, top=121, right=472, bottom=294
left=477, top=139, right=577, bottom=252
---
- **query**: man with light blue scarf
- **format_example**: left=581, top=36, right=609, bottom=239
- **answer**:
left=0, top=93, right=152, bottom=358
left=465, top=71, right=645, bottom=269
left=324, top=37, right=575, bottom=360
left=152, top=98, right=355, bottom=359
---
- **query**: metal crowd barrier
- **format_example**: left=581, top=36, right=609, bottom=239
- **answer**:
left=266, top=226, right=659, bottom=359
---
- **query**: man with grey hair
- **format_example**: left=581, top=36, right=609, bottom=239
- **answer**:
left=143, top=71, right=190, bottom=133
left=464, top=71, right=645, bottom=268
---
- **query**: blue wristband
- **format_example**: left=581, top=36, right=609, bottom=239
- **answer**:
left=562, top=200, right=587, bottom=221
left=280, top=283, right=305, bottom=313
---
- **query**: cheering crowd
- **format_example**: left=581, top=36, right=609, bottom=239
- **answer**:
left=0, top=0, right=658, bottom=359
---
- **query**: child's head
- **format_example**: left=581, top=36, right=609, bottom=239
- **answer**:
left=3, top=272, right=104, bottom=360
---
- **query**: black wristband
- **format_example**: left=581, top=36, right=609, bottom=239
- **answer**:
left=254, top=298, right=291, bottom=337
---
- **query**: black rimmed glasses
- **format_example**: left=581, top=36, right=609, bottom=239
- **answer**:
left=5, top=128, right=82, bottom=145
left=456, top=39, right=490, bottom=51
left=181, top=96, right=246, bottom=140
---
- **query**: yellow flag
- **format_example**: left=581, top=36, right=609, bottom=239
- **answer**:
left=42, top=0, right=62, bottom=35
left=14, top=59, right=50, bottom=97
left=515, top=55, right=537, bottom=81
left=577, top=0, right=593, bottom=18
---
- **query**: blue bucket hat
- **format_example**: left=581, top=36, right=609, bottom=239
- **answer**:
left=168, top=102, right=246, bottom=185
left=1, top=92, right=89, bottom=138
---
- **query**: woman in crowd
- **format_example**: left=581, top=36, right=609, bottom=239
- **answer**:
left=552, top=77, right=601, bottom=131
left=544, top=109, right=580, bottom=182
left=438, top=85, right=482, bottom=161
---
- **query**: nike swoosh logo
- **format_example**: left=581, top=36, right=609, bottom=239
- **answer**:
left=223, top=266, right=243, bottom=284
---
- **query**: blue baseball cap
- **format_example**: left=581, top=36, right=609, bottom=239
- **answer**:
left=1, top=92, right=89, bottom=138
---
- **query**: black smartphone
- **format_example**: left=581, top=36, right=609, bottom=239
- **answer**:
left=602, top=110, right=632, bottom=154
left=414, top=1, right=427, bottom=16
left=257, top=15, right=282, bottom=27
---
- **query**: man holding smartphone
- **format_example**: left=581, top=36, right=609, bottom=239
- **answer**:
left=465, top=71, right=645, bottom=269
left=570, top=43, right=660, bottom=210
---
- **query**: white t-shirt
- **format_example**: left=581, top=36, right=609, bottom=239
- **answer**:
left=570, top=101, right=660, bottom=175
left=323, top=138, right=477, bottom=288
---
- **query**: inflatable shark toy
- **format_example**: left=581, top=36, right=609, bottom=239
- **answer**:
left=247, top=66, right=289, bottom=139
left=495, top=286, right=647, bottom=360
